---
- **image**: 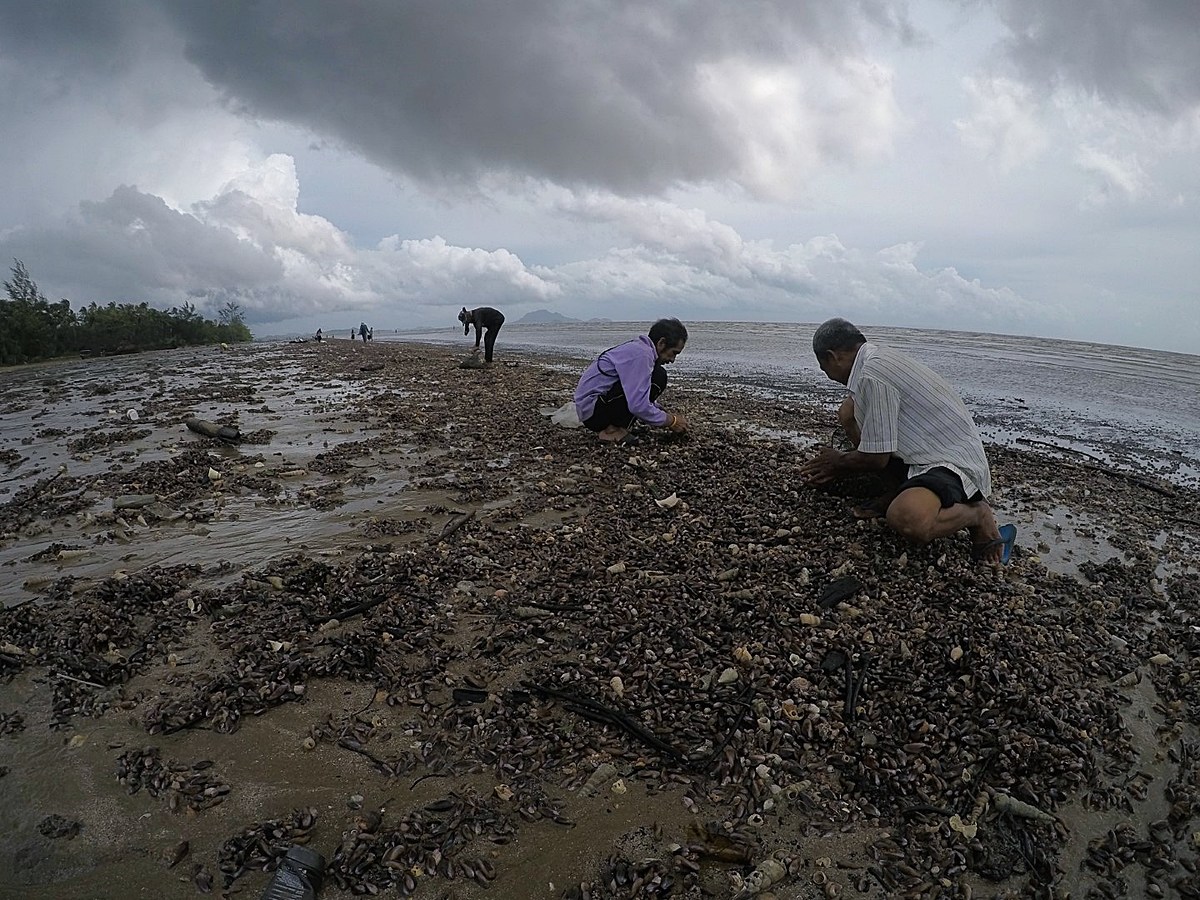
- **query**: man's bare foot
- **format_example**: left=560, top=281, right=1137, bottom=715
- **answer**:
left=851, top=493, right=896, bottom=520
left=967, top=502, right=1004, bottom=564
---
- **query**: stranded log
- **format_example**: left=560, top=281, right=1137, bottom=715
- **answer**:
left=114, top=495, right=157, bottom=510
left=185, top=419, right=240, bottom=443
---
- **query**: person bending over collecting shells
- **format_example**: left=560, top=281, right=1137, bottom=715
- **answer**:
left=573, top=317, right=691, bottom=444
left=458, top=306, right=505, bottom=363
left=799, top=317, right=1016, bottom=564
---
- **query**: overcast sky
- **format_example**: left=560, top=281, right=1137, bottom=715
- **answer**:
left=1, top=1, right=1197, bottom=352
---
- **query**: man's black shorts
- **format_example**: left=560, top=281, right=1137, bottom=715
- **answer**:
left=887, top=457, right=983, bottom=508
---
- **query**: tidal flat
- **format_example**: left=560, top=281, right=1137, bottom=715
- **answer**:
left=1, top=340, right=1198, bottom=900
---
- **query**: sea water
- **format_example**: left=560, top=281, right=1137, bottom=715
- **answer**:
left=380, top=321, right=1200, bottom=486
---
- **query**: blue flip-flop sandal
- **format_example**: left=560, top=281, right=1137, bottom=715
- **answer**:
left=972, top=523, right=1017, bottom=564
left=998, top=523, right=1017, bottom=564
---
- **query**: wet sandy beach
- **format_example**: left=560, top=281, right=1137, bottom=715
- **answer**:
left=1, top=340, right=1198, bottom=900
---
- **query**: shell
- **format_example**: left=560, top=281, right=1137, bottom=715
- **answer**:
left=992, top=791, right=1056, bottom=823
left=737, top=857, right=787, bottom=897
left=579, top=762, right=619, bottom=798
left=1113, top=669, right=1141, bottom=687
left=949, top=814, right=978, bottom=838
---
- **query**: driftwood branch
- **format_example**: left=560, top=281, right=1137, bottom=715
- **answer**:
left=317, top=584, right=406, bottom=624
left=23, top=468, right=65, bottom=503
left=52, top=671, right=106, bottom=690
left=1016, top=437, right=1106, bottom=465
left=337, top=737, right=392, bottom=775
left=184, top=418, right=240, bottom=443
left=1015, top=438, right=1176, bottom=498
left=431, top=510, right=475, bottom=543
left=526, top=682, right=686, bottom=763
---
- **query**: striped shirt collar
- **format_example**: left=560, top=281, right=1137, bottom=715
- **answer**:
left=847, top=342, right=876, bottom=393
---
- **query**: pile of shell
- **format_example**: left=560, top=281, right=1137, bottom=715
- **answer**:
left=361, top=516, right=429, bottom=537
left=0, top=566, right=198, bottom=728
left=91, top=446, right=281, bottom=507
left=325, top=791, right=507, bottom=895
left=0, top=468, right=92, bottom=536
left=0, top=710, right=24, bottom=735
left=561, top=853, right=689, bottom=899
left=115, top=747, right=230, bottom=813
left=66, top=427, right=151, bottom=456
left=216, top=807, right=318, bottom=890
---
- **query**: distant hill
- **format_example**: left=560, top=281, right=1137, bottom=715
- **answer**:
left=517, top=309, right=579, bottom=324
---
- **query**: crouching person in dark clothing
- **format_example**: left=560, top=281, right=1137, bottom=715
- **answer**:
left=573, top=318, right=690, bottom=444
left=458, top=306, right=505, bottom=362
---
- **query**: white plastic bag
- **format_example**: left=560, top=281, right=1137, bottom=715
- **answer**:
left=541, top=400, right=582, bottom=428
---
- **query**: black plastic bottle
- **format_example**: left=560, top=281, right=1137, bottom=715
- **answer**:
left=260, top=845, right=326, bottom=900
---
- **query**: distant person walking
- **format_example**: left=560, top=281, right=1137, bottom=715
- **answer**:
left=458, top=307, right=505, bottom=363
left=573, top=318, right=690, bottom=444
left=798, top=317, right=1015, bottom=564
left=360, top=322, right=369, bottom=342
left=314, top=328, right=323, bottom=343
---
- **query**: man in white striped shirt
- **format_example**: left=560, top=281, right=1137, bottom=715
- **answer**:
left=799, top=318, right=1015, bottom=564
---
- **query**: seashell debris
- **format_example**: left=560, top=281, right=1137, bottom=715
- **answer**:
left=735, top=856, right=787, bottom=897
left=654, top=492, right=681, bottom=509
left=949, top=814, right=978, bottom=839
left=579, top=762, right=618, bottom=798
left=992, top=791, right=1056, bottom=823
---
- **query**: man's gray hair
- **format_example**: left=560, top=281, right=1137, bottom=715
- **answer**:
left=812, top=318, right=867, bottom=356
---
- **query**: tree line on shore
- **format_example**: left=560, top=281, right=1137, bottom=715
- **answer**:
left=1, top=259, right=253, bottom=366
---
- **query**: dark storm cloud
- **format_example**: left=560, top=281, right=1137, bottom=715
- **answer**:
left=150, top=0, right=907, bottom=194
left=991, top=0, right=1200, bottom=115
left=0, top=4, right=145, bottom=69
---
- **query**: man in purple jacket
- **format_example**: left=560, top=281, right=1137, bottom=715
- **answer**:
left=574, top=318, right=691, bottom=443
